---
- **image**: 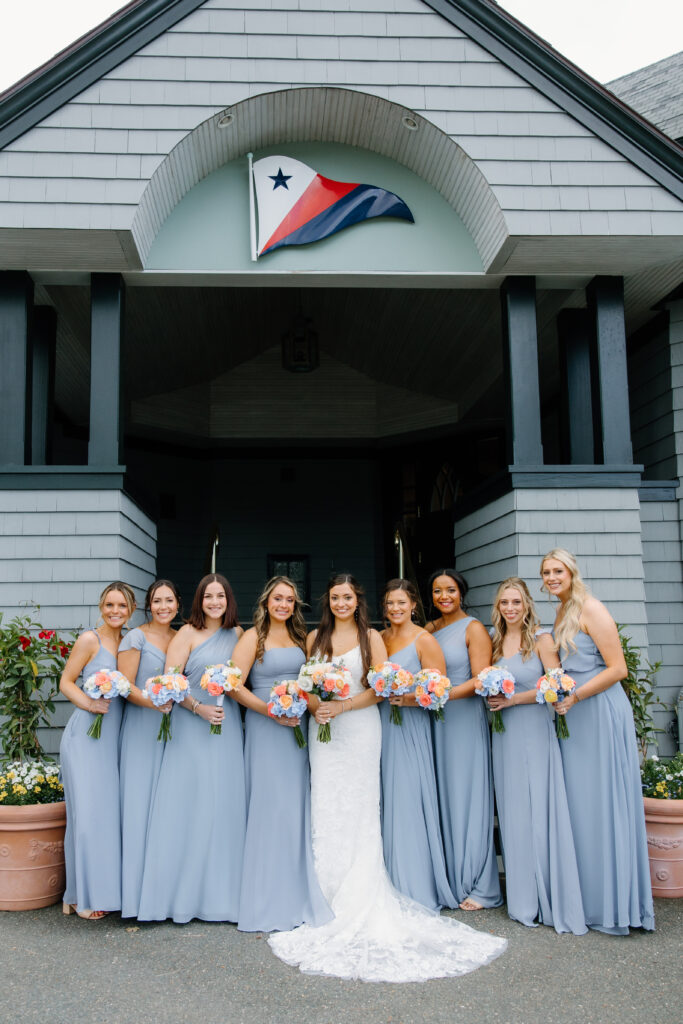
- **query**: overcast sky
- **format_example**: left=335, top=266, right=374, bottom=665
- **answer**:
left=0, top=0, right=681, bottom=95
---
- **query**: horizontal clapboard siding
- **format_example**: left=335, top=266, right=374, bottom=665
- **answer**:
left=1, top=0, right=681, bottom=270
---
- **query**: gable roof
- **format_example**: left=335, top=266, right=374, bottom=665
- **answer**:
left=608, top=51, right=683, bottom=143
left=0, top=0, right=681, bottom=202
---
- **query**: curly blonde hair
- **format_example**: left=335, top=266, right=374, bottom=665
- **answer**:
left=540, top=548, right=589, bottom=656
left=253, top=576, right=307, bottom=663
left=491, top=578, right=540, bottom=663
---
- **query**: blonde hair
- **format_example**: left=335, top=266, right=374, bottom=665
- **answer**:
left=253, top=576, right=307, bottom=663
left=491, top=578, right=540, bottom=662
left=98, top=581, right=136, bottom=619
left=540, top=548, right=588, bottom=656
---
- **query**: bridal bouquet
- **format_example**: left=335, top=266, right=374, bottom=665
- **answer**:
left=413, top=669, right=451, bottom=721
left=200, top=661, right=243, bottom=734
left=297, top=657, right=352, bottom=743
left=536, top=668, right=577, bottom=739
left=367, top=661, right=415, bottom=725
left=83, top=669, right=131, bottom=738
left=475, top=666, right=515, bottom=733
left=268, top=680, right=308, bottom=749
left=142, top=671, right=189, bottom=741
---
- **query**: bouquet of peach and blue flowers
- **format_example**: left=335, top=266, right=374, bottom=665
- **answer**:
left=296, top=657, right=352, bottom=742
left=475, top=665, right=515, bottom=733
left=200, top=662, right=243, bottom=734
left=367, top=661, right=415, bottom=725
left=143, top=671, right=189, bottom=741
left=83, top=669, right=131, bottom=738
left=413, top=669, right=451, bottom=721
left=536, top=668, right=577, bottom=739
left=268, top=679, right=308, bottom=749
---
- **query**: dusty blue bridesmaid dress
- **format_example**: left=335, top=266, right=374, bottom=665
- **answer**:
left=118, top=627, right=166, bottom=918
left=137, top=628, right=246, bottom=923
left=379, top=641, right=455, bottom=910
left=238, top=646, right=332, bottom=932
left=559, top=630, right=654, bottom=934
left=61, top=631, right=123, bottom=911
left=432, top=618, right=502, bottom=907
left=492, top=648, right=586, bottom=934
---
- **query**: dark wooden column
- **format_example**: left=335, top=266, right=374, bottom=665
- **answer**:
left=0, top=271, right=33, bottom=465
left=500, top=276, right=543, bottom=466
left=88, top=273, right=124, bottom=466
left=587, top=276, right=633, bottom=464
left=31, top=306, right=56, bottom=465
left=557, top=308, right=594, bottom=464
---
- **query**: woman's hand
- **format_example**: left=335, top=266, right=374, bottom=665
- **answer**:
left=306, top=693, right=321, bottom=714
left=87, top=698, right=109, bottom=715
left=555, top=693, right=579, bottom=715
left=389, top=693, right=418, bottom=708
left=195, top=703, right=224, bottom=726
left=488, top=694, right=513, bottom=712
left=156, top=700, right=174, bottom=715
left=314, top=702, right=343, bottom=725
left=271, top=715, right=301, bottom=729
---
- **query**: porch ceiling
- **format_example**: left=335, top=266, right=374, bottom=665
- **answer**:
left=43, top=283, right=574, bottom=440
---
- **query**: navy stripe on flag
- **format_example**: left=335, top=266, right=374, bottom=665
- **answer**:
left=261, top=184, right=414, bottom=254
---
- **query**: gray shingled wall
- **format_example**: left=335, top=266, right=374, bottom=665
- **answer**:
left=0, top=489, right=157, bottom=756
left=1, top=0, right=681, bottom=245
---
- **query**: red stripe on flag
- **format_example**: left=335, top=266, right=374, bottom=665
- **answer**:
left=261, top=174, right=359, bottom=254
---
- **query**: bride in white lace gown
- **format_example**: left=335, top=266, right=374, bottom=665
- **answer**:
left=269, top=575, right=507, bottom=983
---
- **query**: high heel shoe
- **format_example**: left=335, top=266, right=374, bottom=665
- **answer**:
left=62, top=902, right=109, bottom=920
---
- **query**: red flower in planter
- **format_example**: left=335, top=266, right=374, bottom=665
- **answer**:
left=18, top=636, right=31, bottom=651
left=38, top=630, right=55, bottom=640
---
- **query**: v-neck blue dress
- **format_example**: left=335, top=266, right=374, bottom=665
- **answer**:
left=492, top=648, right=586, bottom=934
left=61, top=630, right=123, bottom=912
left=432, top=618, right=502, bottom=907
left=379, top=640, right=455, bottom=910
left=118, top=627, right=167, bottom=918
left=238, top=646, right=332, bottom=932
left=137, top=628, right=246, bottom=923
left=559, top=630, right=654, bottom=934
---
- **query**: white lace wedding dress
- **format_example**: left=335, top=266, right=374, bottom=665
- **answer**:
left=268, top=647, right=507, bottom=982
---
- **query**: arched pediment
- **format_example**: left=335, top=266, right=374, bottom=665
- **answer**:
left=133, top=87, right=508, bottom=270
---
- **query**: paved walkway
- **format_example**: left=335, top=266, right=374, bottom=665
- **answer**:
left=1, top=900, right=681, bottom=1024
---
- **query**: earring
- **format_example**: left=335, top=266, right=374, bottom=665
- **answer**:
left=354, top=608, right=359, bottom=621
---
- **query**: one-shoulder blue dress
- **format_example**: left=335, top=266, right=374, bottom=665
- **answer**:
left=61, top=630, right=123, bottom=912
left=379, top=641, right=455, bottom=910
left=492, top=648, right=586, bottom=934
left=118, top=627, right=166, bottom=918
left=137, top=628, right=246, bottom=923
left=432, top=618, right=502, bottom=907
left=559, top=630, right=654, bottom=934
left=238, top=646, right=332, bottom=932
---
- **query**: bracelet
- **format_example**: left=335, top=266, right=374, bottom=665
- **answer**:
left=191, top=698, right=200, bottom=714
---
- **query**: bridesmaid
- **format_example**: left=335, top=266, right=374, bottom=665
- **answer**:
left=137, top=573, right=246, bottom=923
left=487, top=578, right=586, bottom=934
left=232, top=576, right=332, bottom=932
left=426, top=569, right=502, bottom=911
left=117, top=579, right=180, bottom=919
left=59, top=581, right=137, bottom=919
left=379, top=579, right=455, bottom=911
left=541, top=549, right=654, bottom=934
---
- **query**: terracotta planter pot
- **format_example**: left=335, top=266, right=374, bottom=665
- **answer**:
left=0, top=801, right=66, bottom=910
left=643, top=796, right=683, bottom=898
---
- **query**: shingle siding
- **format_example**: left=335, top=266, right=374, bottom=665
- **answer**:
left=1, top=0, right=681, bottom=252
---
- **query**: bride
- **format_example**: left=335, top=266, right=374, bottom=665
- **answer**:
left=269, top=574, right=507, bottom=983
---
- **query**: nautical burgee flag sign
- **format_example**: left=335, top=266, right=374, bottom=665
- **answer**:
left=248, top=154, right=414, bottom=259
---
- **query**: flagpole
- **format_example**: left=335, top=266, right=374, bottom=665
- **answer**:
left=247, top=151, right=257, bottom=261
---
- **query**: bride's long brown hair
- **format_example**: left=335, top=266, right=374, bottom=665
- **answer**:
left=312, top=573, right=373, bottom=684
